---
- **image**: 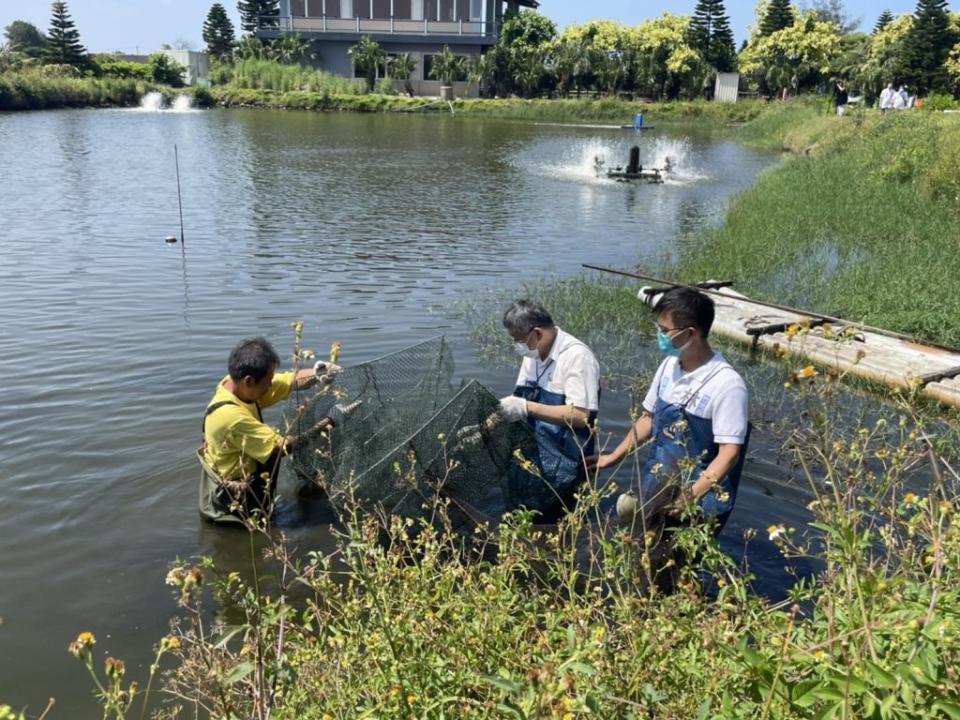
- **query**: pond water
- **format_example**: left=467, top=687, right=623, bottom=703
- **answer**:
left=0, top=107, right=803, bottom=715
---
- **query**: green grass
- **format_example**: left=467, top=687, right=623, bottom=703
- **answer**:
left=211, top=86, right=766, bottom=129
left=678, top=110, right=960, bottom=347
left=210, top=58, right=366, bottom=95
left=0, top=71, right=153, bottom=110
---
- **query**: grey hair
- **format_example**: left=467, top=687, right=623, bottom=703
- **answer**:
left=502, top=299, right=554, bottom=336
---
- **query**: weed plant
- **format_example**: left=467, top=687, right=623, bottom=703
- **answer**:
left=0, top=70, right=149, bottom=110
left=41, top=326, right=960, bottom=720
left=212, top=59, right=364, bottom=95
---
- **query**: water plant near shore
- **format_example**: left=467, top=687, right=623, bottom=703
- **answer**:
left=57, top=326, right=960, bottom=720
left=0, top=70, right=149, bottom=110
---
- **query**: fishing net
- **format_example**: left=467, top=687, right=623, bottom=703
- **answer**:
left=278, top=337, right=562, bottom=521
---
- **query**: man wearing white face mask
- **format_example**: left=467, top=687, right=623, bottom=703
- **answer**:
left=498, top=299, right=600, bottom=515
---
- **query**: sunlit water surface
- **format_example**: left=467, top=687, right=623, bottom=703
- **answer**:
left=0, top=108, right=802, bottom=715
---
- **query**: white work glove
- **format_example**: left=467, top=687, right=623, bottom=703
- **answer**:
left=497, top=395, right=528, bottom=423
left=325, top=399, right=363, bottom=427
left=638, top=286, right=663, bottom=308
left=314, top=360, right=343, bottom=384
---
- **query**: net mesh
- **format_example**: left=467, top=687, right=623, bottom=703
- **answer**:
left=279, top=337, right=559, bottom=521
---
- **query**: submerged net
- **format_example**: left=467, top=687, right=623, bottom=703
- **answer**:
left=279, top=337, right=560, bottom=521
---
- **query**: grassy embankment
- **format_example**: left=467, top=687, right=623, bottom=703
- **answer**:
left=208, top=58, right=768, bottom=125
left=0, top=70, right=217, bottom=111
left=677, top=104, right=960, bottom=347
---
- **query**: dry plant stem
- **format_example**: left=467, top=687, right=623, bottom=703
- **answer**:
left=37, top=699, right=55, bottom=720
left=760, top=606, right=797, bottom=720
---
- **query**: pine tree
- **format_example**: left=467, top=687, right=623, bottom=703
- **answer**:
left=203, top=3, right=236, bottom=59
left=41, top=1, right=86, bottom=66
left=758, top=0, right=795, bottom=37
left=237, top=0, right=279, bottom=35
left=903, top=0, right=957, bottom=93
left=689, top=0, right=737, bottom=72
left=709, top=7, right=737, bottom=72
left=873, top=9, right=894, bottom=34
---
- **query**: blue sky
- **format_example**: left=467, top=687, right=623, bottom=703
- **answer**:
left=2, top=1, right=934, bottom=55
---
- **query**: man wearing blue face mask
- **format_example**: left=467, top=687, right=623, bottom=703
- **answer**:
left=497, top=299, right=600, bottom=515
left=589, top=287, right=749, bottom=532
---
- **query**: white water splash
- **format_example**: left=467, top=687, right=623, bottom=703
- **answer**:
left=527, top=136, right=706, bottom=186
left=139, top=91, right=164, bottom=111
left=125, top=92, right=200, bottom=113
left=644, top=137, right=708, bottom=184
left=530, top=139, right=625, bottom=185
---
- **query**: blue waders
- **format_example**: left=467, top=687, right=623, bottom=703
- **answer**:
left=640, top=368, right=750, bottom=533
left=514, top=375, right=597, bottom=516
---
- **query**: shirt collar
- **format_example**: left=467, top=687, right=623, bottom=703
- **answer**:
left=539, top=327, right=569, bottom=365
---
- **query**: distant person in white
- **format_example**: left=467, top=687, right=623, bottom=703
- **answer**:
left=589, top=287, right=749, bottom=532
left=498, top=299, right=600, bottom=516
left=893, top=85, right=909, bottom=110
left=879, top=82, right=895, bottom=112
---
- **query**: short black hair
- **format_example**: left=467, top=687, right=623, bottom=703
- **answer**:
left=653, top=287, right=715, bottom=337
left=228, top=337, right=280, bottom=382
left=502, top=299, right=555, bottom=336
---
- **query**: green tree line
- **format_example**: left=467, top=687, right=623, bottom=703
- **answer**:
left=1, top=1, right=187, bottom=86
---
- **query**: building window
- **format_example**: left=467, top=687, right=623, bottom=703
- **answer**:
left=372, top=0, right=390, bottom=17
left=469, top=0, right=481, bottom=21
left=411, top=0, right=423, bottom=20
left=291, top=0, right=306, bottom=15
left=340, top=0, right=353, bottom=18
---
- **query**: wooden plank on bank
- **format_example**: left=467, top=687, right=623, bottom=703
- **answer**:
left=654, top=285, right=960, bottom=410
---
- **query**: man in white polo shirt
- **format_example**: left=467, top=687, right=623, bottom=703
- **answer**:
left=497, top=299, right=600, bottom=517
left=591, top=287, right=749, bottom=531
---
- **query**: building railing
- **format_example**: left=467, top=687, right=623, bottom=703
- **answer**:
left=258, top=14, right=497, bottom=37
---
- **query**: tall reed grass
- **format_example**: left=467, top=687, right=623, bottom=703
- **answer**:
left=212, top=59, right=365, bottom=95
left=0, top=71, right=148, bottom=111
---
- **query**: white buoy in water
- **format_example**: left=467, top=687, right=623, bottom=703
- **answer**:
left=165, top=235, right=178, bottom=244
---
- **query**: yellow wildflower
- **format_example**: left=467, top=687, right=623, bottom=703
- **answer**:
left=799, top=366, right=817, bottom=379
left=903, top=493, right=919, bottom=506
left=812, top=650, right=827, bottom=662
left=784, top=324, right=800, bottom=338
left=767, top=524, right=786, bottom=543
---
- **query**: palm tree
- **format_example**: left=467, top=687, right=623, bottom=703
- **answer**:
left=467, top=52, right=496, bottom=97
left=511, top=45, right=547, bottom=98
left=269, top=33, right=314, bottom=64
left=551, top=38, right=590, bottom=97
left=348, top=35, right=385, bottom=92
left=387, top=52, right=417, bottom=96
left=234, top=36, right=266, bottom=61
left=429, top=45, right=465, bottom=86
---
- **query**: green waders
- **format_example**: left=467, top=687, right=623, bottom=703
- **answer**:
left=199, top=400, right=280, bottom=525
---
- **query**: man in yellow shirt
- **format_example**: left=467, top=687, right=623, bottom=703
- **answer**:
left=199, top=337, right=340, bottom=524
